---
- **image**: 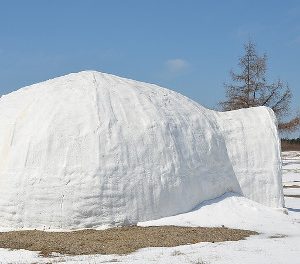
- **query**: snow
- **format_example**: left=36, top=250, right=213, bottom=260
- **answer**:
left=0, top=71, right=297, bottom=262
left=284, top=188, right=300, bottom=195
left=216, top=108, right=284, bottom=207
left=0, top=71, right=283, bottom=230
left=282, top=151, right=300, bottom=184
left=138, top=193, right=294, bottom=234
left=0, top=151, right=298, bottom=264
left=285, top=197, right=300, bottom=220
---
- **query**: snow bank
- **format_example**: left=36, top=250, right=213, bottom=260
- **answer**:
left=215, top=107, right=284, bottom=207
left=0, top=71, right=283, bottom=229
left=139, top=193, right=292, bottom=234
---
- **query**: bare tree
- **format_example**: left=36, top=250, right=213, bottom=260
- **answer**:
left=220, top=41, right=300, bottom=133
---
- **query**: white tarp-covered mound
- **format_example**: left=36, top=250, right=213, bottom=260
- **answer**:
left=0, top=71, right=283, bottom=229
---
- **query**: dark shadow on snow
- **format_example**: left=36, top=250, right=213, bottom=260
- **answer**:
left=286, top=207, right=300, bottom=213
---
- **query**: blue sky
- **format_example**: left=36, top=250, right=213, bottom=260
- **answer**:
left=0, top=0, right=299, bottom=129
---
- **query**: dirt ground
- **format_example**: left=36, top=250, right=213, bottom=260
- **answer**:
left=0, top=226, right=257, bottom=256
left=283, top=185, right=300, bottom=188
left=281, top=142, right=300, bottom=152
left=284, top=194, right=300, bottom=198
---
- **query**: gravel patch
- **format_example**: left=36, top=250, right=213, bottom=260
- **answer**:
left=0, top=226, right=257, bottom=256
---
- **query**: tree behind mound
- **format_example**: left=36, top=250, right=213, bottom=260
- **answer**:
left=219, top=41, right=300, bottom=133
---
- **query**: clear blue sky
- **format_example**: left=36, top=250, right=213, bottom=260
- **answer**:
left=0, top=0, right=299, bottom=128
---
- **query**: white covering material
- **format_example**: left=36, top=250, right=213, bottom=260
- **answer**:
left=0, top=71, right=283, bottom=229
left=215, top=108, right=284, bottom=207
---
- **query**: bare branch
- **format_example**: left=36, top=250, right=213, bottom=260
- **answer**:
left=219, top=41, right=298, bottom=133
left=278, top=116, right=300, bottom=132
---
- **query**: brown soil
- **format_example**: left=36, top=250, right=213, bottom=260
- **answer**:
left=0, top=226, right=257, bottom=256
left=284, top=194, right=300, bottom=198
left=281, top=142, right=300, bottom=152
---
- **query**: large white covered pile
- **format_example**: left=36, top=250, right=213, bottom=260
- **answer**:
left=0, top=71, right=283, bottom=229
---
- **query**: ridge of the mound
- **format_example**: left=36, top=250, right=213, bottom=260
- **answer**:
left=1, top=71, right=166, bottom=98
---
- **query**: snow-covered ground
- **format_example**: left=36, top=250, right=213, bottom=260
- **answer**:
left=0, top=151, right=299, bottom=264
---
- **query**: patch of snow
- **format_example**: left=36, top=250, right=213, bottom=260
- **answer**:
left=0, top=248, right=43, bottom=263
left=283, top=188, right=300, bottom=195
left=285, top=197, right=300, bottom=221
left=139, top=192, right=295, bottom=235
